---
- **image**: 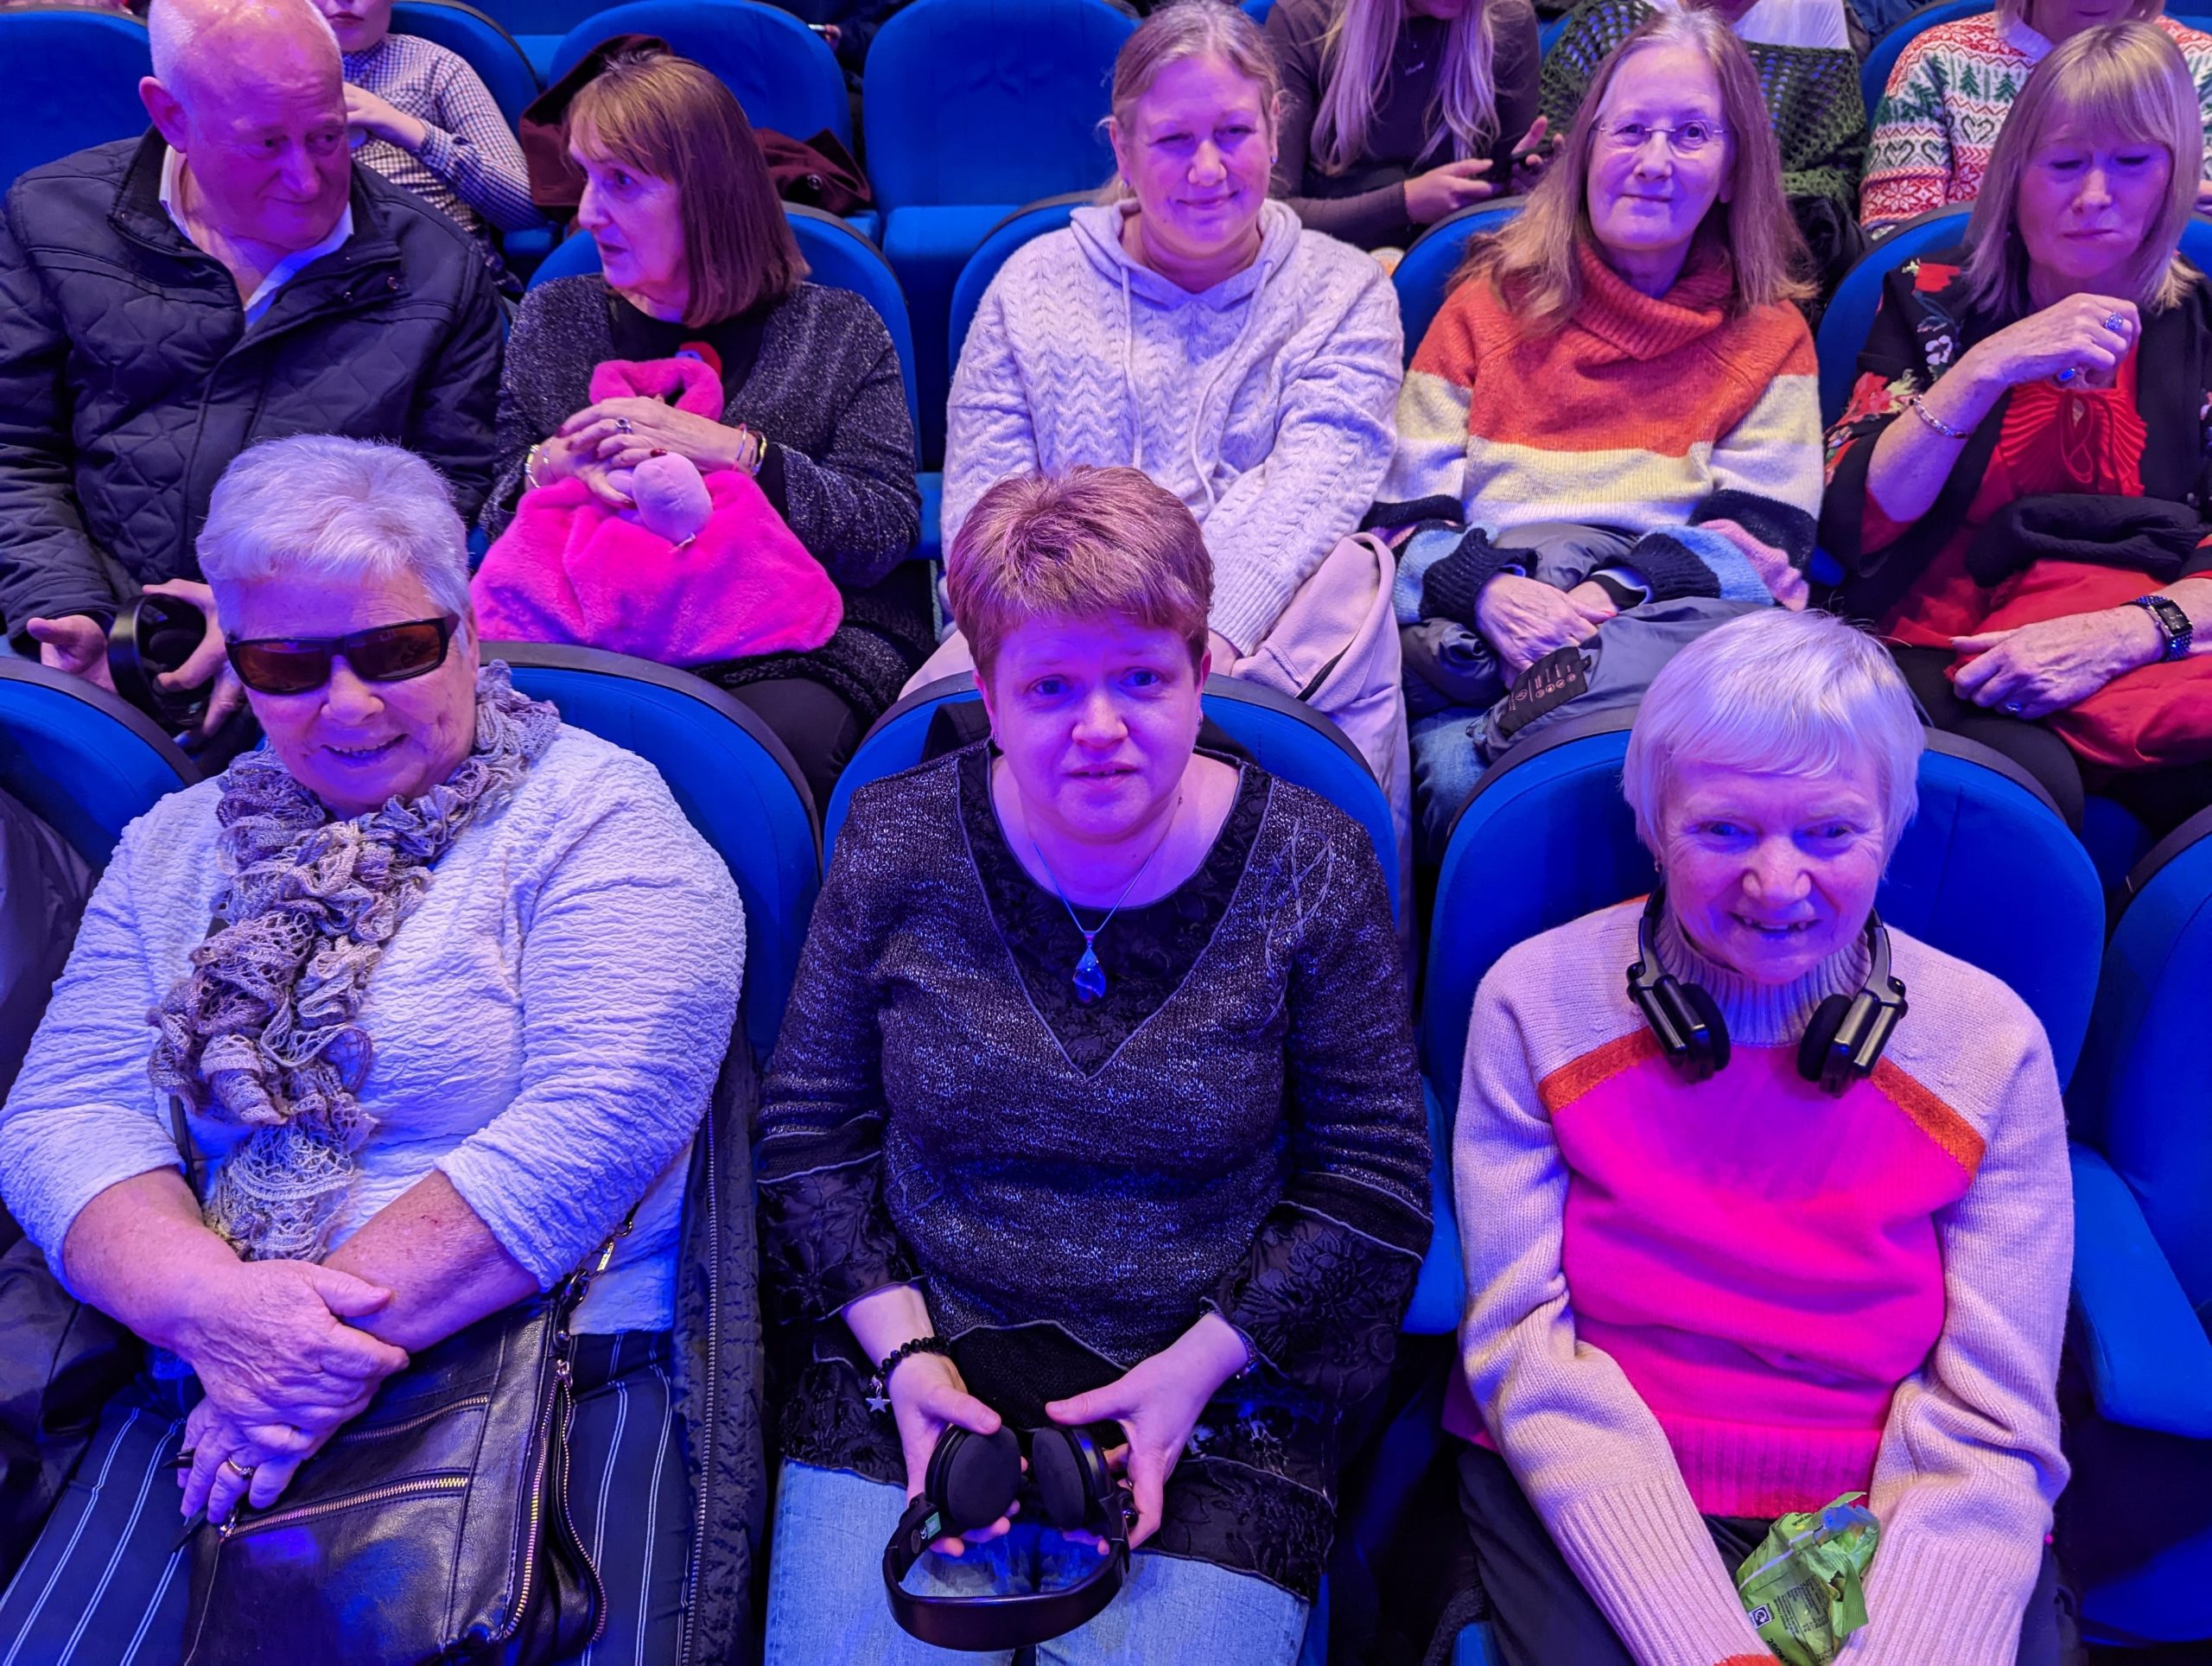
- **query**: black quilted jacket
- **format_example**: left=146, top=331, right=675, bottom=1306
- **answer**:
left=0, top=134, right=503, bottom=643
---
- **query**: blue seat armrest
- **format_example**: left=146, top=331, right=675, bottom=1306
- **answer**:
left=1402, top=1079, right=1466, bottom=1336
left=2069, top=1141, right=2212, bottom=1439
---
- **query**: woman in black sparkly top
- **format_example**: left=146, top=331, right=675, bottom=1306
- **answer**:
left=755, top=467, right=1431, bottom=1663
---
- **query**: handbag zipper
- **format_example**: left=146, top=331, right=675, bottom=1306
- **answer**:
left=551, top=1355, right=609, bottom=1642
left=489, top=1332, right=570, bottom=1640
left=219, top=1473, right=467, bottom=1538
left=330, top=1394, right=493, bottom=1444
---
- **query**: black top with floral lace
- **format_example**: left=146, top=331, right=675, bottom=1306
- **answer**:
left=755, top=744, right=1431, bottom=1599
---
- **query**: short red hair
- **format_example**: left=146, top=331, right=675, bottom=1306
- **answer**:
left=947, top=468, right=1213, bottom=682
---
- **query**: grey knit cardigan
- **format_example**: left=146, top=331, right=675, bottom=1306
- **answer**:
left=485, top=276, right=928, bottom=713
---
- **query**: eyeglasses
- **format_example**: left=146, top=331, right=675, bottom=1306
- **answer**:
left=1599, top=118, right=1729, bottom=155
left=226, top=616, right=459, bottom=696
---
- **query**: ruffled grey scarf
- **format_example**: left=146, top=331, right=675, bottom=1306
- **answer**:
left=148, top=664, right=560, bottom=1263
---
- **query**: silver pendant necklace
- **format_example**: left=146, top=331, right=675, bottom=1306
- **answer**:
left=1027, top=794, right=1182, bottom=1005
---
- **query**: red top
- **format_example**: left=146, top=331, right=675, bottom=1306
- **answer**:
left=1858, top=347, right=2146, bottom=646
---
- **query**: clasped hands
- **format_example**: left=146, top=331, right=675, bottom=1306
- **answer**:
left=170, top=1257, right=410, bottom=1527
left=536, top=398, right=761, bottom=512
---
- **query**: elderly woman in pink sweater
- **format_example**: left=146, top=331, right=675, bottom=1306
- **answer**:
left=1452, top=607, right=2071, bottom=1665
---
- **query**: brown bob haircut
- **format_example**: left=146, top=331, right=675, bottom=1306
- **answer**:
left=947, top=467, right=1214, bottom=683
left=568, top=51, right=807, bottom=327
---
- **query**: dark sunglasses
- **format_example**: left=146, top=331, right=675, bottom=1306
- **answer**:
left=226, top=616, right=459, bottom=696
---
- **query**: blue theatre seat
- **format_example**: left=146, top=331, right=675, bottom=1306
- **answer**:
left=863, top=0, right=1135, bottom=462
left=525, top=206, right=921, bottom=444
left=3, top=9, right=152, bottom=192
left=391, top=0, right=542, bottom=128
left=1392, top=199, right=1524, bottom=365
left=494, top=643, right=819, bottom=1059
left=548, top=0, right=853, bottom=152
left=0, top=659, right=198, bottom=873
left=823, top=672, right=1401, bottom=921
left=2060, top=808, right=2212, bottom=1647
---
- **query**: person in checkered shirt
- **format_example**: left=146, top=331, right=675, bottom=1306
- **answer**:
left=312, top=0, right=539, bottom=269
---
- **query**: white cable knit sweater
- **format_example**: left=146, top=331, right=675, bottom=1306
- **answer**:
left=944, top=200, right=1404, bottom=653
left=0, top=724, right=745, bottom=1333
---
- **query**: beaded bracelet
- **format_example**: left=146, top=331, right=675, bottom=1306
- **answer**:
left=867, top=1335, right=950, bottom=1415
left=1906, top=393, right=1967, bottom=441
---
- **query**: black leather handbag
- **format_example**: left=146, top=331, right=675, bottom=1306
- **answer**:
left=179, top=1237, right=622, bottom=1666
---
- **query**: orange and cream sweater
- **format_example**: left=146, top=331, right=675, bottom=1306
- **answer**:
left=1379, top=245, right=1823, bottom=580
left=1453, top=903, right=2071, bottom=1666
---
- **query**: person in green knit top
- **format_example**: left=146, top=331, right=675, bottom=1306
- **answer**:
left=1541, top=0, right=1868, bottom=289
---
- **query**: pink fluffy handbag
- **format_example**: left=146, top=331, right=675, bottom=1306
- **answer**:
left=472, top=355, right=843, bottom=665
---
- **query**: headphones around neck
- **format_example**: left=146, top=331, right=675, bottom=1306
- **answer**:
left=883, top=1421, right=1134, bottom=1650
left=1627, top=889, right=1909, bottom=1096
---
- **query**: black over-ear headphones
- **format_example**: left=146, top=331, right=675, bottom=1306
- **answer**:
left=883, top=1421, right=1134, bottom=1650
left=1627, top=889, right=1908, bottom=1096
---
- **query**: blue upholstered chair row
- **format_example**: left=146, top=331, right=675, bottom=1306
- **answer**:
left=10, top=611, right=2212, bottom=1648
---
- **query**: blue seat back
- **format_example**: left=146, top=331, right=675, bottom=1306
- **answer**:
left=0, top=660, right=198, bottom=872
left=863, top=0, right=1135, bottom=212
left=1817, top=208, right=2212, bottom=422
left=1392, top=198, right=1523, bottom=366
left=1859, top=0, right=1986, bottom=124
left=948, top=194, right=1085, bottom=369
left=1242, top=0, right=1274, bottom=18
left=526, top=207, right=921, bottom=438
left=1407, top=715, right=2103, bottom=1331
left=3, top=9, right=151, bottom=191
left=2069, top=809, right=2212, bottom=1309
left=494, top=644, right=819, bottom=1060
left=391, top=0, right=541, bottom=129
left=1816, top=206, right=1971, bottom=421
left=548, top=0, right=851, bottom=147
left=823, top=674, right=1402, bottom=920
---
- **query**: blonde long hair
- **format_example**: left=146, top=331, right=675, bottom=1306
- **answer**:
left=1313, top=0, right=1503, bottom=174
left=1453, top=9, right=1809, bottom=331
left=1962, top=22, right=2202, bottom=317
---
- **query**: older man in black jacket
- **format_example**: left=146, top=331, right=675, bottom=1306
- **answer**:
left=0, top=0, right=501, bottom=723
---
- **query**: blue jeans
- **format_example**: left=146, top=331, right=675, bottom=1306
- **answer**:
left=762, top=1460, right=1310, bottom=1666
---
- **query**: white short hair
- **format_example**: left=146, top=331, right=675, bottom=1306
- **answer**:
left=197, top=436, right=474, bottom=624
left=1623, top=610, right=1924, bottom=857
left=148, top=0, right=340, bottom=104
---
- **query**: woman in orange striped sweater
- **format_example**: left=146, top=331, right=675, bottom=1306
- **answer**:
left=1375, top=9, right=1824, bottom=861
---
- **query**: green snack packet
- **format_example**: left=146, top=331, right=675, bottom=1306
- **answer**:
left=1734, top=1493, right=1880, bottom=1666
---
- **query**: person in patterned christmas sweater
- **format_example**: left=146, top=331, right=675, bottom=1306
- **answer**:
left=1861, top=0, right=2212, bottom=231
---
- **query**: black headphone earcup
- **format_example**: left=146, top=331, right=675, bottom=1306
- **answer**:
left=1029, top=1424, right=1119, bottom=1530
left=931, top=1425, right=1022, bottom=1536
left=1683, top=982, right=1731, bottom=1073
left=1798, top=994, right=1853, bottom=1088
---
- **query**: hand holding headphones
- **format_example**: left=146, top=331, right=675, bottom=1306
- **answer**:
left=1041, top=1312, right=1251, bottom=1552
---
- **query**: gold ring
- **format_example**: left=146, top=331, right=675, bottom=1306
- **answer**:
left=221, top=1455, right=256, bottom=1481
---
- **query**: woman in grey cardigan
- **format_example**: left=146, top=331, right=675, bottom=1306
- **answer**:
left=488, top=52, right=925, bottom=809
left=0, top=436, right=753, bottom=1662
left=757, top=467, right=1431, bottom=1664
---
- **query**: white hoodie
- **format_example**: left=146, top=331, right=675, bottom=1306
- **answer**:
left=944, top=200, right=1402, bottom=653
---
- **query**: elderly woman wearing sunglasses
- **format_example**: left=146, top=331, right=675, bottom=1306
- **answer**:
left=0, top=435, right=748, bottom=1663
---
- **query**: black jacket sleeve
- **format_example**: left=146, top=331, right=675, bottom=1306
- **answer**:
left=404, top=247, right=504, bottom=528
left=0, top=193, right=119, bottom=640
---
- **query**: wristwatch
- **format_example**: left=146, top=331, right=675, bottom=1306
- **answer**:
left=2126, top=594, right=2194, bottom=662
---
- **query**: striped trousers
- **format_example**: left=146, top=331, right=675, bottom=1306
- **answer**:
left=0, top=1330, right=689, bottom=1665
